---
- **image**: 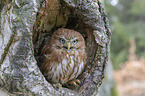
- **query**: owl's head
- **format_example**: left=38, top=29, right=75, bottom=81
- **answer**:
left=49, top=28, right=86, bottom=53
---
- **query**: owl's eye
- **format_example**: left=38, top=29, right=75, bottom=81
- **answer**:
left=59, top=38, right=65, bottom=44
left=73, top=39, right=78, bottom=44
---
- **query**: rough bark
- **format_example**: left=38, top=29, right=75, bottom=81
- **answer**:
left=0, top=0, right=111, bottom=95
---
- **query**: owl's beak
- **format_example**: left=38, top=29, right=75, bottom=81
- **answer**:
left=67, top=42, right=71, bottom=51
left=63, top=42, right=72, bottom=53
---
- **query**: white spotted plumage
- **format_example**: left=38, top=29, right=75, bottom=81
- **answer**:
left=46, top=54, right=85, bottom=84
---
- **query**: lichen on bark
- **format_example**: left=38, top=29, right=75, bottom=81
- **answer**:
left=0, top=0, right=111, bottom=95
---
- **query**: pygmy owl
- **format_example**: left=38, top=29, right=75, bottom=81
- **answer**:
left=40, top=28, right=86, bottom=87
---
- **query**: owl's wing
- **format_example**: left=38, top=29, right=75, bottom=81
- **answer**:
left=41, top=44, right=51, bottom=54
left=41, top=44, right=52, bottom=59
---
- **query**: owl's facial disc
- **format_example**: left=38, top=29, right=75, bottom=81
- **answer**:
left=59, top=37, right=78, bottom=53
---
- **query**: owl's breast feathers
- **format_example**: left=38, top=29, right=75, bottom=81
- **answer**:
left=40, top=47, right=86, bottom=84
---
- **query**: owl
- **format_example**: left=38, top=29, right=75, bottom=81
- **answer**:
left=40, top=28, right=86, bottom=88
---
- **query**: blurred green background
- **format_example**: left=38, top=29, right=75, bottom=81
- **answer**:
left=104, top=0, right=145, bottom=69
left=98, top=1, right=145, bottom=96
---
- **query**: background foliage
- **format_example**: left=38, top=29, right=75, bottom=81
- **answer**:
left=104, top=0, right=145, bottom=69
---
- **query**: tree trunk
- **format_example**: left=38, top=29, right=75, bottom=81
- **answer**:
left=0, top=0, right=111, bottom=95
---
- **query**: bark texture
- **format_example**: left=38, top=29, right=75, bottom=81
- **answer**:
left=0, top=0, right=111, bottom=95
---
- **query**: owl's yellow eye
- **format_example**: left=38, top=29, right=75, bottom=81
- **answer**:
left=59, top=38, right=65, bottom=44
left=73, top=39, right=78, bottom=44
